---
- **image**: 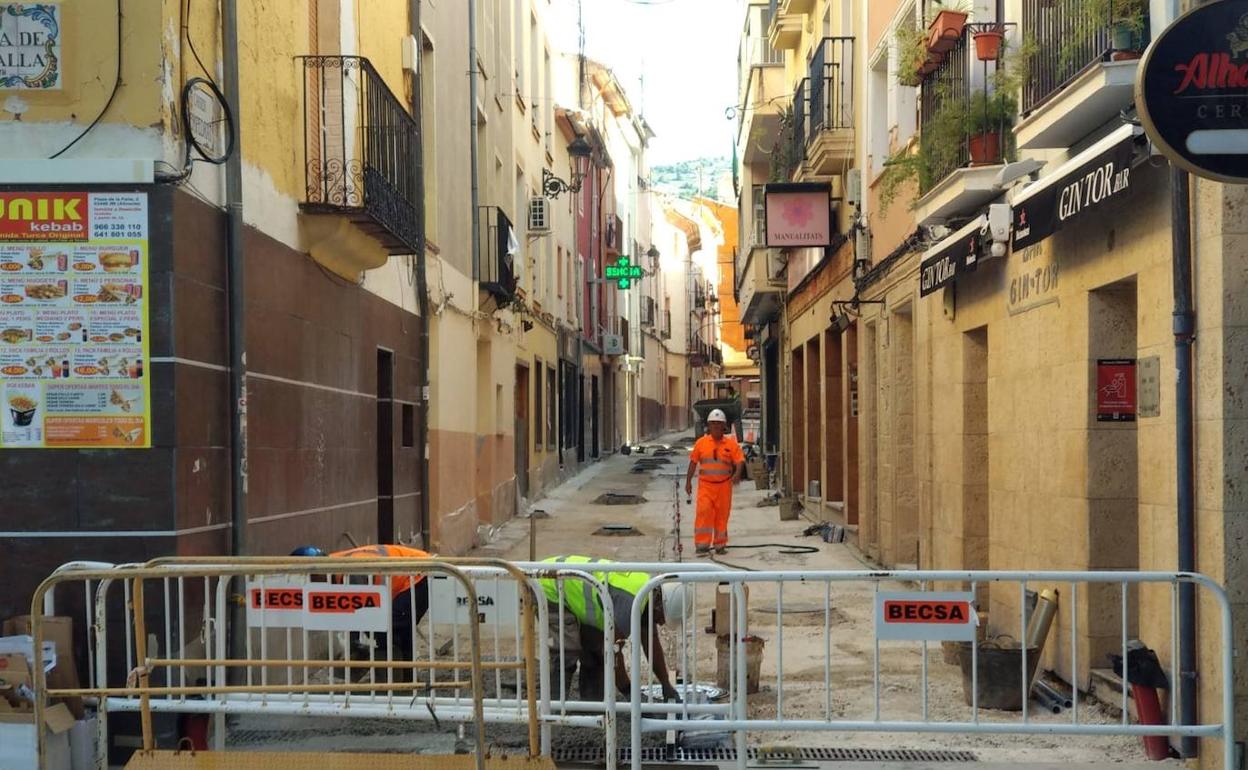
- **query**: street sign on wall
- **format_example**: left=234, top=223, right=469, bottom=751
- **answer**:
left=875, top=591, right=978, bottom=642
left=1097, top=359, right=1138, bottom=422
left=1136, top=0, right=1248, bottom=183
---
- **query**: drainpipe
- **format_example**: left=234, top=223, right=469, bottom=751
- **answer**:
left=411, top=0, right=431, bottom=549
left=222, top=0, right=247, bottom=557
left=469, top=0, right=481, bottom=281
left=1172, top=146, right=1198, bottom=764
left=1173, top=0, right=1199, bottom=759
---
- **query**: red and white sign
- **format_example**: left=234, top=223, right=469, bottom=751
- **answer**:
left=245, top=580, right=306, bottom=629
left=244, top=581, right=391, bottom=632
left=303, top=585, right=391, bottom=632
left=875, top=591, right=977, bottom=642
left=1096, top=359, right=1137, bottom=423
left=0, top=193, right=88, bottom=242
left=764, top=184, right=832, bottom=248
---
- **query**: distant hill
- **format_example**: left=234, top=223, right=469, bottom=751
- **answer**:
left=651, top=156, right=733, bottom=201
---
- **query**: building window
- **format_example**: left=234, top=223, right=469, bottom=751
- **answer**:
left=533, top=355, right=544, bottom=449
left=530, top=13, right=539, bottom=131
left=543, top=48, right=553, bottom=150
left=546, top=364, right=556, bottom=450
left=421, top=33, right=437, bottom=243
left=514, top=0, right=525, bottom=102
left=556, top=245, right=564, bottom=299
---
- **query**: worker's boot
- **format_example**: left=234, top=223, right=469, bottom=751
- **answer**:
left=715, top=546, right=728, bottom=555
left=695, top=546, right=710, bottom=556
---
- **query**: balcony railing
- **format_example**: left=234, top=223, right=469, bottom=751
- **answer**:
left=785, top=37, right=855, bottom=178
left=918, top=27, right=1008, bottom=195
left=299, top=56, right=420, bottom=253
left=807, top=37, right=854, bottom=144
left=1022, top=0, right=1146, bottom=115
left=478, top=206, right=517, bottom=301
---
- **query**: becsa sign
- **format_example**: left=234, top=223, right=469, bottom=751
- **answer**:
left=875, top=591, right=978, bottom=642
left=245, top=581, right=392, bottom=632
left=1136, top=0, right=1248, bottom=183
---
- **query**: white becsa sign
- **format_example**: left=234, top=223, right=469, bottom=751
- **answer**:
left=874, top=590, right=978, bottom=642
left=245, top=581, right=391, bottom=633
left=426, top=573, right=520, bottom=626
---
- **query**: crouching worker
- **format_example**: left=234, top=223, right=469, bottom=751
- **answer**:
left=291, top=544, right=431, bottom=670
left=538, top=555, right=680, bottom=703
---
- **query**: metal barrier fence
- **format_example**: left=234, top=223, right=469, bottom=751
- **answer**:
left=628, top=570, right=1235, bottom=770
left=31, top=558, right=727, bottom=770
left=30, top=562, right=1235, bottom=770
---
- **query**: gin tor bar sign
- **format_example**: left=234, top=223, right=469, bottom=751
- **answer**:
left=0, top=3, right=60, bottom=90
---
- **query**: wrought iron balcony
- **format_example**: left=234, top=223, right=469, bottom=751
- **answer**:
left=918, top=27, right=1009, bottom=195
left=1022, top=0, right=1148, bottom=116
left=785, top=37, right=855, bottom=179
left=299, top=56, right=420, bottom=254
left=478, top=206, right=518, bottom=301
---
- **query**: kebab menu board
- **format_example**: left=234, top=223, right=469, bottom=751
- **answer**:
left=0, top=192, right=150, bottom=449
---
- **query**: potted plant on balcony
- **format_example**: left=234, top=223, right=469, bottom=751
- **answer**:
left=1059, top=0, right=1148, bottom=65
left=895, top=22, right=929, bottom=87
left=927, top=0, right=972, bottom=54
left=964, top=87, right=1017, bottom=165
left=973, top=23, right=1006, bottom=62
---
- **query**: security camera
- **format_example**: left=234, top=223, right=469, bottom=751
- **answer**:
left=988, top=203, right=1011, bottom=244
left=926, top=224, right=951, bottom=241
left=991, top=241, right=1007, bottom=258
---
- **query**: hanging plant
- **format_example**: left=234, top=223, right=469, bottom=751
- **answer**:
left=927, top=1, right=972, bottom=54
left=895, top=21, right=928, bottom=87
left=974, top=24, right=1006, bottom=62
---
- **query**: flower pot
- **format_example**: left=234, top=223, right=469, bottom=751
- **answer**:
left=1110, top=21, right=1141, bottom=59
left=927, top=10, right=968, bottom=54
left=974, top=29, right=1005, bottom=61
left=917, top=50, right=945, bottom=78
left=968, top=131, right=1002, bottom=165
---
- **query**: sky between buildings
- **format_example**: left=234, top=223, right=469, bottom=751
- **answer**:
left=553, top=0, right=746, bottom=166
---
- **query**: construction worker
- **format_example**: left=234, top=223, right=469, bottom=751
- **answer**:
left=291, top=544, right=431, bottom=664
left=686, top=408, right=745, bottom=555
left=538, top=555, right=680, bottom=703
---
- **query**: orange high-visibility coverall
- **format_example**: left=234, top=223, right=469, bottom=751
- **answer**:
left=689, top=434, right=745, bottom=549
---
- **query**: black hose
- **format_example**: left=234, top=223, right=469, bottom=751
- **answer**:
left=719, top=543, right=820, bottom=555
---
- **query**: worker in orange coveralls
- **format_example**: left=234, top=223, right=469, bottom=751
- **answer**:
left=685, top=409, right=745, bottom=555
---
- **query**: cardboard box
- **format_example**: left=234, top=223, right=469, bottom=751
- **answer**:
left=2, top=617, right=83, bottom=719
left=0, top=700, right=74, bottom=770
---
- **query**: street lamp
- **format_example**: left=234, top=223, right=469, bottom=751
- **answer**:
left=542, top=135, right=593, bottom=199
left=646, top=244, right=660, bottom=272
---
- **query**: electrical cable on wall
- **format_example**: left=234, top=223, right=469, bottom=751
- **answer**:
left=49, top=0, right=123, bottom=159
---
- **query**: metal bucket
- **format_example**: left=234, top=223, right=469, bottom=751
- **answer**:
left=954, top=641, right=1041, bottom=711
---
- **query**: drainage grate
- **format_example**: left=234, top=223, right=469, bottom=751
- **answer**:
left=593, top=524, right=643, bottom=537
left=552, top=745, right=977, bottom=765
left=593, top=492, right=647, bottom=505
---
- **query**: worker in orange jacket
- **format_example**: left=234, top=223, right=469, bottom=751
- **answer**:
left=685, top=409, right=745, bottom=555
left=292, top=544, right=431, bottom=665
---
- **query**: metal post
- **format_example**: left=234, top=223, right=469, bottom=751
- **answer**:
left=1171, top=163, right=1198, bottom=760
left=409, top=0, right=431, bottom=550
left=222, top=0, right=246, bottom=558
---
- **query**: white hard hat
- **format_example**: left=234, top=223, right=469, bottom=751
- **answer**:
left=661, top=582, right=691, bottom=625
left=707, top=409, right=727, bottom=423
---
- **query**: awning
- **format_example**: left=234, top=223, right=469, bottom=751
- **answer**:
left=1011, top=124, right=1143, bottom=250
left=919, top=215, right=986, bottom=298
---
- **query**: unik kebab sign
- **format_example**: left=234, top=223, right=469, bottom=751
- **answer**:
left=0, top=192, right=152, bottom=449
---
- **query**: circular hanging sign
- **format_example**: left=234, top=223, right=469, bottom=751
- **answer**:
left=1135, top=0, right=1248, bottom=184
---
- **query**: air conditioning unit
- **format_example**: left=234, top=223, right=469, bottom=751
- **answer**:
left=602, top=333, right=625, bottom=356
left=528, top=196, right=551, bottom=233
left=766, top=249, right=788, bottom=283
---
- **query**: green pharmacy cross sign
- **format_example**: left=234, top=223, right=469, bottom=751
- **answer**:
left=604, top=257, right=644, bottom=289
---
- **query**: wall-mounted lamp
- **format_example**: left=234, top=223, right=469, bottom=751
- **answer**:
left=542, top=135, right=593, bottom=199
left=831, top=298, right=884, bottom=332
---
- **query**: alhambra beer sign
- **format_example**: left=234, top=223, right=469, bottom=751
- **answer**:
left=1136, top=0, right=1248, bottom=183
